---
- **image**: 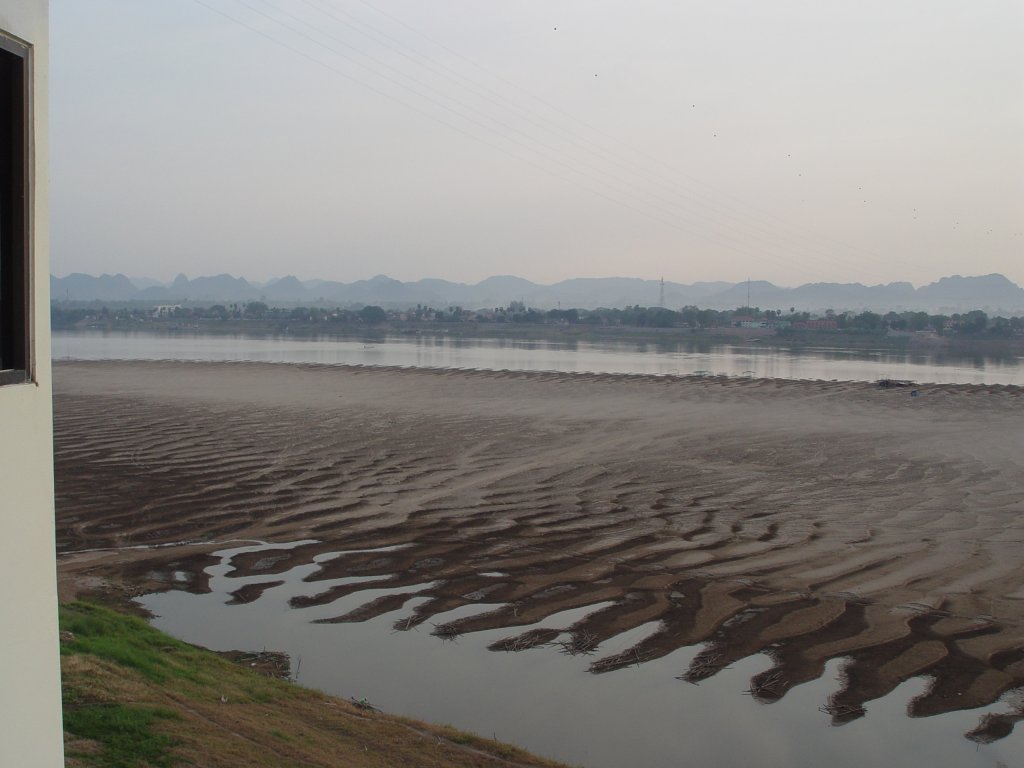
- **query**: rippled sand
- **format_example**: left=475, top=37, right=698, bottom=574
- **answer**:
left=53, top=361, right=1024, bottom=739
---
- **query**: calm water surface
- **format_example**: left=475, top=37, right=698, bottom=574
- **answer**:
left=139, top=541, right=1023, bottom=768
left=54, top=330, right=1024, bottom=385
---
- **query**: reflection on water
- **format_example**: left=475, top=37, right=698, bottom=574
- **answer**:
left=139, top=541, right=1023, bottom=768
left=54, top=330, right=1023, bottom=385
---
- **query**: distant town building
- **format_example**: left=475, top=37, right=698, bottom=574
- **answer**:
left=152, top=304, right=182, bottom=318
left=733, top=316, right=768, bottom=329
left=792, top=319, right=839, bottom=330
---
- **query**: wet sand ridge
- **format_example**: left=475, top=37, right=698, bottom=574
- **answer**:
left=54, top=361, right=1024, bottom=736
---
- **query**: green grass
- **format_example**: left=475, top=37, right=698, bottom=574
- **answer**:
left=60, top=602, right=205, bottom=684
left=60, top=602, right=293, bottom=702
left=60, top=603, right=196, bottom=767
left=64, top=704, right=179, bottom=768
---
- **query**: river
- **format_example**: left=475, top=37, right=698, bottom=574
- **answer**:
left=52, top=330, right=1024, bottom=385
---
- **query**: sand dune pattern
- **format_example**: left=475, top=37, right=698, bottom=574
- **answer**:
left=54, top=361, right=1024, bottom=742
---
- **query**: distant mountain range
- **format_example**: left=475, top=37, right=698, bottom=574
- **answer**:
left=50, top=272, right=1024, bottom=314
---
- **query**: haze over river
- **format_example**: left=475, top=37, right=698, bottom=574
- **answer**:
left=53, top=330, right=1023, bottom=385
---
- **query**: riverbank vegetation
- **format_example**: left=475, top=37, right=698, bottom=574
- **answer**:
left=53, top=301, right=1024, bottom=335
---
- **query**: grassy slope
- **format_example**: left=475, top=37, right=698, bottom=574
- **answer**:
left=60, top=603, right=573, bottom=768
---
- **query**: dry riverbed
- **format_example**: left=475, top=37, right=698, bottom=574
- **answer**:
left=54, top=361, right=1024, bottom=747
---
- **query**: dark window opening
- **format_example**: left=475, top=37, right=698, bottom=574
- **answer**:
left=0, top=35, right=29, bottom=385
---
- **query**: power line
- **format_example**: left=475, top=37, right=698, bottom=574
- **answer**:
left=191, top=0, right=943, bottom=282
left=190, top=0, right=839, bottom=274
left=348, top=0, right=932, bottom=277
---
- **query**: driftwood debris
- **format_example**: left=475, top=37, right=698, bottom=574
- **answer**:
left=350, top=696, right=380, bottom=713
left=430, top=622, right=461, bottom=642
left=745, top=669, right=787, bottom=700
left=677, top=652, right=731, bottom=684
left=555, top=630, right=600, bottom=657
left=218, top=649, right=291, bottom=680
left=588, top=646, right=651, bottom=673
left=819, top=700, right=867, bottom=721
left=488, top=628, right=560, bottom=653
left=877, top=378, right=915, bottom=389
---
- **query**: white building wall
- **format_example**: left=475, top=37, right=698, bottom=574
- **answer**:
left=0, top=1, right=63, bottom=766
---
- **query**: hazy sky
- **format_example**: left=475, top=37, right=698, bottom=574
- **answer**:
left=50, top=1, right=1024, bottom=287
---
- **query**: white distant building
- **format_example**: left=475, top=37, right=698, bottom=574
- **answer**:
left=0, top=2, right=64, bottom=766
left=153, top=304, right=182, bottom=318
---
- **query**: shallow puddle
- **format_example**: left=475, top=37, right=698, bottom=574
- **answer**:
left=139, top=541, right=1024, bottom=768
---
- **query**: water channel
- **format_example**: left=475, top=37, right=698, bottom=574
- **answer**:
left=139, top=540, right=1023, bottom=768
